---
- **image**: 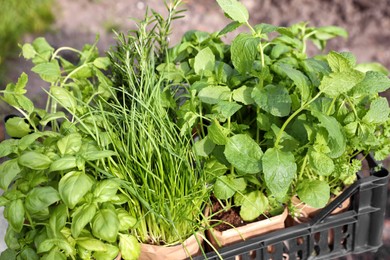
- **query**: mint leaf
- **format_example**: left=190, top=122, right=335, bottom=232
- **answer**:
left=262, top=148, right=296, bottom=200
left=213, top=100, right=242, bottom=118
left=326, top=51, right=354, bottom=72
left=207, top=120, right=229, bottom=145
left=50, top=86, right=77, bottom=110
left=319, top=69, right=364, bottom=97
left=352, top=71, right=390, bottom=95
left=218, top=21, right=243, bottom=36
left=297, top=180, right=330, bottom=208
left=240, top=191, right=268, bottom=221
left=312, top=111, right=346, bottom=158
left=194, top=47, right=215, bottom=75
left=277, top=63, right=310, bottom=102
left=31, top=61, right=61, bottom=82
left=232, top=86, right=254, bottom=105
left=308, top=150, right=334, bottom=176
left=252, top=84, right=291, bottom=117
left=231, top=33, right=260, bottom=74
left=198, top=85, right=231, bottom=104
left=224, top=134, right=263, bottom=174
left=216, top=0, right=249, bottom=23
left=363, top=97, right=390, bottom=124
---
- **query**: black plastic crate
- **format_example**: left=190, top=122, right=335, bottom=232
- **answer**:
left=196, top=157, right=389, bottom=260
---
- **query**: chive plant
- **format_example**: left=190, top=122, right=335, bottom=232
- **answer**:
left=94, top=1, right=211, bottom=246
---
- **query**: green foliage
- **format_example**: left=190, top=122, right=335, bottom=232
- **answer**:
left=160, top=0, right=390, bottom=220
left=0, top=0, right=54, bottom=84
left=0, top=36, right=140, bottom=259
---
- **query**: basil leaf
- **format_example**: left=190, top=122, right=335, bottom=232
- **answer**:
left=224, top=134, right=263, bottom=174
left=297, top=180, right=330, bottom=208
left=50, top=156, right=77, bottom=172
left=263, top=148, right=296, bottom=200
left=0, top=159, right=21, bottom=191
left=59, top=171, right=94, bottom=209
left=76, top=237, right=107, bottom=252
left=19, top=151, right=52, bottom=170
left=93, top=244, right=119, bottom=260
left=7, top=199, right=25, bottom=232
left=116, top=208, right=137, bottom=231
left=57, top=133, right=82, bottom=156
left=119, top=234, right=140, bottom=260
left=93, top=179, right=119, bottom=203
left=25, top=187, right=60, bottom=214
left=5, top=117, right=31, bottom=138
left=92, top=208, right=119, bottom=243
left=71, top=203, right=96, bottom=238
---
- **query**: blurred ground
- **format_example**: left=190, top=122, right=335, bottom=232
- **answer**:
left=1, top=0, right=390, bottom=258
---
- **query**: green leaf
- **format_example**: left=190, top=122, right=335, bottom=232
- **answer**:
left=71, top=203, right=97, bottom=238
left=0, top=159, right=21, bottom=190
left=57, top=133, right=82, bottom=156
left=92, top=208, right=119, bottom=243
left=297, top=180, right=330, bottom=208
left=355, top=62, right=389, bottom=75
left=38, top=238, right=74, bottom=256
left=262, top=148, right=296, bottom=200
left=40, top=112, right=67, bottom=127
left=198, top=85, right=231, bottom=104
left=252, top=84, right=291, bottom=117
left=277, top=63, right=310, bottom=102
left=50, top=86, right=77, bottom=110
left=59, top=171, right=94, bottom=209
left=5, top=117, right=31, bottom=138
left=7, top=199, right=25, bottom=232
left=352, top=71, right=390, bottom=95
left=326, top=51, right=354, bottom=72
left=119, top=234, right=140, bottom=260
left=0, top=248, right=17, bottom=260
left=204, top=158, right=228, bottom=177
left=116, top=208, right=137, bottom=231
left=231, top=33, right=259, bottom=74
left=19, top=151, right=52, bottom=170
left=82, top=150, right=116, bottom=161
left=213, top=100, right=242, bottom=119
left=319, top=69, right=364, bottom=97
left=218, top=21, right=243, bottom=36
left=22, top=44, right=36, bottom=59
left=20, top=247, right=39, bottom=260
left=232, top=86, right=254, bottom=105
left=216, top=0, right=249, bottom=23
left=224, top=134, right=263, bottom=174
left=312, top=111, right=346, bottom=158
left=76, top=237, right=107, bottom=252
left=0, top=139, right=19, bottom=158
left=18, top=132, right=44, bottom=150
left=93, top=244, right=119, bottom=260
left=213, top=176, right=236, bottom=200
left=363, top=97, right=390, bottom=124
left=194, top=136, right=216, bottom=157
left=50, top=156, right=77, bottom=172
left=240, top=191, right=268, bottom=221
left=49, top=204, right=67, bottom=234
left=308, top=150, right=334, bottom=176
left=25, top=187, right=60, bottom=214
left=207, top=120, right=229, bottom=145
left=194, top=47, right=215, bottom=74
left=93, top=179, right=119, bottom=203
left=31, top=61, right=61, bottom=82
left=93, top=57, right=110, bottom=70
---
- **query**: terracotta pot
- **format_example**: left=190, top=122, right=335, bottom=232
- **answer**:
left=206, top=207, right=288, bottom=248
left=133, top=233, right=204, bottom=260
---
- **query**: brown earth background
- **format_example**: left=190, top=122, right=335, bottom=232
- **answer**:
left=1, top=0, right=390, bottom=259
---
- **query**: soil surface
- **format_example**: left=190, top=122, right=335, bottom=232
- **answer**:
left=1, top=0, right=390, bottom=258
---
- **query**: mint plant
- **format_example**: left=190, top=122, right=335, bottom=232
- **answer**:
left=0, top=38, right=140, bottom=260
left=158, top=0, right=390, bottom=221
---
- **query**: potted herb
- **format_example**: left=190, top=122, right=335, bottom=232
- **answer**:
left=157, top=0, right=390, bottom=248
left=0, top=37, right=141, bottom=259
